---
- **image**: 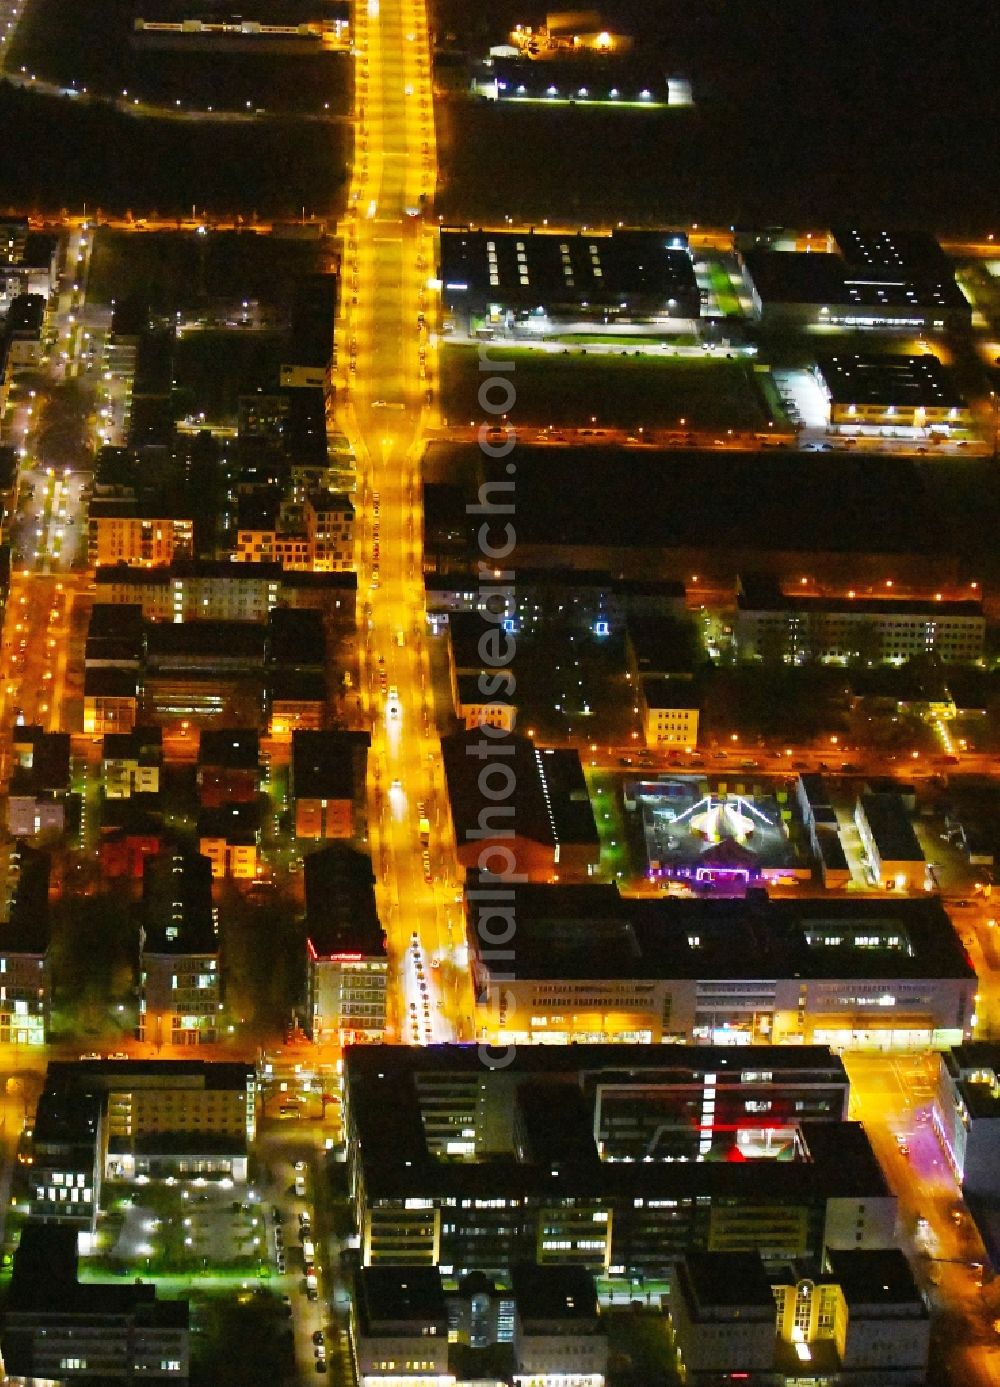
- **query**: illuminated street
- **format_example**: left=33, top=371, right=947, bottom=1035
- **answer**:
left=336, top=0, right=471, bottom=1044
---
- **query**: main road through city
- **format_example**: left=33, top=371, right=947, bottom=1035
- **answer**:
left=337, top=0, right=473, bottom=1044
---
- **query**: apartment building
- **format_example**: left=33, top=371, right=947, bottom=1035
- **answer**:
left=735, top=574, right=985, bottom=666
left=140, top=851, right=220, bottom=1047
left=88, top=503, right=193, bottom=567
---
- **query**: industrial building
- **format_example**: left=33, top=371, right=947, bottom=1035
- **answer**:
left=740, top=246, right=970, bottom=333
left=815, top=352, right=970, bottom=432
left=439, top=227, right=699, bottom=330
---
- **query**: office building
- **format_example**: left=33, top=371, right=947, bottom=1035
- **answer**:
left=29, top=1085, right=103, bottom=1230
left=344, top=1045, right=896, bottom=1282
left=465, top=877, right=973, bottom=1049
left=441, top=729, right=599, bottom=881
left=140, top=851, right=219, bottom=1047
left=1, top=1223, right=189, bottom=1382
left=38, top=1059, right=256, bottom=1187
left=934, top=1042, right=1000, bottom=1198
left=351, top=1267, right=451, bottom=1386
left=511, top=1263, right=607, bottom=1387
left=736, top=573, right=985, bottom=666
left=853, top=793, right=927, bottom=892
left=670, top=1247, right=930, bottom=1385
left=305, top=848, right=387, bottom=1044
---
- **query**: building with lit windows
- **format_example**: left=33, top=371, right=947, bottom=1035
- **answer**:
left=292, top=729, right=370, bottom=839
left=853, top=792, right=927, bottom=892
left=29, top=1085, right=103, bottom=1231
left=934, top=1043, right=1000, bottom=1200
left=343, top=1046, right=895, bottom=1283
left=305, top=488, right=355, bottom=571
left=351, top=1266, right=452, bottom=1386
left=440, top=227, right=698, bottom=332
left=102, top=725, right=163, bottom=799
left=0, top=841, right=50, bottom=1046
left=1, top=1223, right=190, bottom=1383
left=88, top=502, right=193, bottom=567
left=735, top=574, right=985, bottom=666
left=743, top=231, right=965, bottom=334
left=465, top=877, right=974, bottom=1050
left=512, top=1262, right=607, bottom=1387
left=425, top=570, right=686, bottom=634
left=140, top=851, right=219, bottom=1047
left=197, top=803, right=261, bottom=878
left=669, top=1247, right=929, bottom=1385
left=36, top=1059, right=256, bottom=1187
left=97, top=558, right=281, bottom=622
left=637, top=679, right=700, bottom=749
left=305, top=848, right=387, bottom=1044
left=446, top=612, right=518, bottom=732
left=7, top=729, right=72, bottom=839
left=442, top=729, right=599, bottom=881
left=815, top=352, right=970, bottom=432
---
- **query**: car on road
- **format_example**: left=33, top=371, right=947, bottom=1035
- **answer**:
left=312, top=1331, right=325, bottom=1347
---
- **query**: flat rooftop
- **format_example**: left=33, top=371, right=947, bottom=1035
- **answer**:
left=442, top=730, right=598, bottom=852
left=858, top=792, right=925, bottom=865
left=355, top=1266, right=447, bottom=1332
left=817, top=353, right=965, bottom=410
left=344, top=1045, right=888, bottom=1204
left=292, top=729, right=369, bottom=800
left=743, top=249, right=968, bottom=312
left=831, top=227, right=952, bottom=276
left=824, top=1247, right=924, bottom=1308
left=465, top=877, right=968, bottom=982
left=677, top=1250, right=777, bottom=1311
left=738, top=573, right=982, bottom=620
left=304, top=847, right=385, bottom=957
left=440, top=227, right=695, bottom=310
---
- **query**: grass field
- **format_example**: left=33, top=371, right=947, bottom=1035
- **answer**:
left=87, top=229, right=330, bottom=312
left=6, top=0, right=352, bottom=116
left=0, top=87, right=348, bottom=218
left=432, top=3, right=995, bottom=233
left=439, top=345, right=770, bottom=430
